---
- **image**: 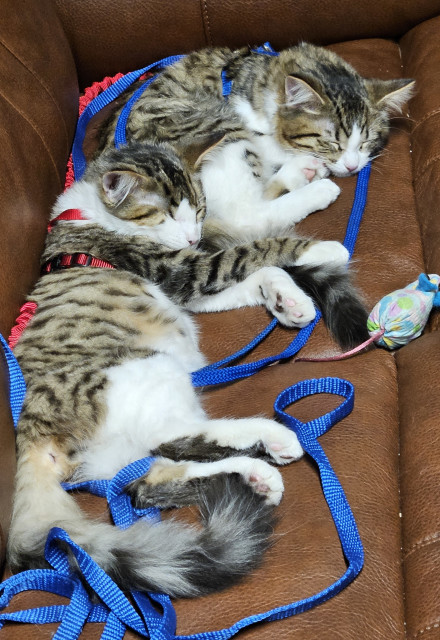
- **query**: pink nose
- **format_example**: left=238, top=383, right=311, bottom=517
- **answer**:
left=344, top=161, right=358, bottom=172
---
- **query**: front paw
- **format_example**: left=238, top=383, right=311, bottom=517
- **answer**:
left=261, top=267, right=316, bottom=327
left=301, top=178, right=341, bottom=210
left=264, top=156, right=329, bottom=198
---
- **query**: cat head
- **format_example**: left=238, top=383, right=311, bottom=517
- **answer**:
left=85, top=143, right=205, bottom=249
left=274, top=43, right=415, bottom=177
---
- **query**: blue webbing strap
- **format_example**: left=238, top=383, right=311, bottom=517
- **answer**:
left=343, top=163, right=371, bottom=258
left=72, top=54, right=184, bottom=180
left=0, top=333, right=25, bottom=427
left=252, top=42, right=279, bottom=56
left=0, top=374, right=363, bottom=640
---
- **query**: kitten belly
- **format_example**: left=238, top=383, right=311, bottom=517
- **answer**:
left=78, top=354, right=206, bottom=480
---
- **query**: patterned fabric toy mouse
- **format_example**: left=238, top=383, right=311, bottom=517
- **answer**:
left=367, top=273, right=440, bottom=349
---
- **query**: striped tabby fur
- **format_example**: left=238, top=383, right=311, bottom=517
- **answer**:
left=97, top=43, right=414, bottom=247
left=8, top=143, right=368, bottom=597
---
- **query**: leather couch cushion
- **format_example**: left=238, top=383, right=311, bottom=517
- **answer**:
left=0, top=13, right=435, bottom=640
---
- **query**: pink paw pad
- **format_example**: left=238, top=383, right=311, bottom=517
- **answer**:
left=303, top=168, right=316, bottom=181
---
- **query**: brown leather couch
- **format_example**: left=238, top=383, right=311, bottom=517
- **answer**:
left=1, top=1, right=440, bottom=637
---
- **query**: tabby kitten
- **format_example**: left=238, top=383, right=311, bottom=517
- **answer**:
left=98, top=42, right=414, bottom=243
left=8, top=142, right=367, bottom=597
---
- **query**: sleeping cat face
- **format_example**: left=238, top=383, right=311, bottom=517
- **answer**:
left=274, top=44, right=415, bottom=177
left=90, top=143, right=205, bottom=249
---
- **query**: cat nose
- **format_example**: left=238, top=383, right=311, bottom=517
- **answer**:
left=186, top=232, right=200, bottom=246
left=344, top=160, right=359, bottom=172
left=343, top=153, right=359, bottom=173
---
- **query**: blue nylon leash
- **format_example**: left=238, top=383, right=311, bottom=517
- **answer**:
left=0, top=333, right=25, bottom=427
left=0, top=373, right=363, bottom=640
left=72, top=54, right=184, bottom=180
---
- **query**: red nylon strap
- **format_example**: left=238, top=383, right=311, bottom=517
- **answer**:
left=47, top=208, right=84, bottom=232
left=42, top=253, right=115, bottom=273
left=45, top=209, right=114, bottom=270
left=8, top=302, right=38, bottom=349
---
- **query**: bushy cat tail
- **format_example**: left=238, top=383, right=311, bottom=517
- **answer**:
left=106, top=472, right=276, bottom=597
left=9, top=471, right=275, bottom=598
left=285, top=263, right=370, bottom=349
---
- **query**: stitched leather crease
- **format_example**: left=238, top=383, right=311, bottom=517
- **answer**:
left=200, top=0, right=213, bottom=46
left=0, top=38, right=72, bottom=157
left=403, top=530, right=440, bottom=559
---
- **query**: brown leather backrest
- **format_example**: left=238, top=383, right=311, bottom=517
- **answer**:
left=54, top=0, right=440, bottom=89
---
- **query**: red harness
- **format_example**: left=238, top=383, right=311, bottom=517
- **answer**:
left=9, top=209, right=115, bottom=348
left=9, top=72, right=128, bottom=350
left=43, top=208, right=115, bottom=273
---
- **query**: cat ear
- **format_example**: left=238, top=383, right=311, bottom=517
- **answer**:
left=176, top=132, right=227, bottom=170
left=285, top=76, right=325, bottom=113
left=367, top=78, right=416, bottom=113
left=193, top=133, right=227, bottom=169
left=102, top=170, right=140, bottom=205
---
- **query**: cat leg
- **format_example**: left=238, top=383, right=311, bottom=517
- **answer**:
left=187, top=265, right=316, bottom=327
left=295, top=240, right=350, bottom=267
left=154, top=416, right=304, bottom=465
left=266, top=178, right=341, bottom=228
left=128, top=455, right=285, bottom=507
left=264, top=155, right=329, bottom=199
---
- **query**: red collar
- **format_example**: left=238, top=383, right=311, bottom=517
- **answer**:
left=44, top=209, right=115, bottom=273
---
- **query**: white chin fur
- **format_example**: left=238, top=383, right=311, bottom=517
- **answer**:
left=328, top=153, right=370, bottom=177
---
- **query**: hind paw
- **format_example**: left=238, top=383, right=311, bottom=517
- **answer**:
left=242, top=459, right=285, bottom=505
left=260, top=267, right=316, bottom=327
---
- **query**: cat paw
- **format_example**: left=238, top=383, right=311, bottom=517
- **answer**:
left=300, top=156, right=330, bottom=182
left=261, top=426, right=304, bottom=465
left=242, top=459, right=285, bottom=505
left=301, top=178, right=341, bottom=210
left=264, top=156, right=329, bottom=198
left=296, top=241, right=349, bottom=267
left=261, top=267, right=316, bottom=328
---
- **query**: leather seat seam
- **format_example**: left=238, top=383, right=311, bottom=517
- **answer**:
left=411, top=107, right=440, bottom=135
left=403, top=530, right=440, bottom=559
left=409, top=618, right=440, bottom=639
left=0, top=87, right=62, bottom=191
left=200, top=0, right=213, bottom=46
left=0, top=38, right=71, bottom=157
left=413, top=152, right=440, bottom=182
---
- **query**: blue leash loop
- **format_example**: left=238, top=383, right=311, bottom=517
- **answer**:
left=0, top=366, right=363, bottom=639
left=72, top=54, right=184, bottom=180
